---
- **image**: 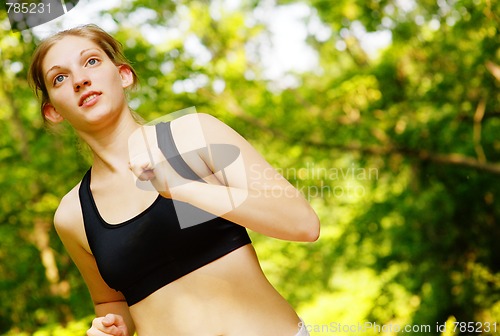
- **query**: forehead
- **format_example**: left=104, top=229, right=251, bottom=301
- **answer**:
left=42, top=35, right=104, bottom=72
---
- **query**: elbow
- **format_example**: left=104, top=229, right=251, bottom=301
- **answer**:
left=296, top=207, right=320, bottom=242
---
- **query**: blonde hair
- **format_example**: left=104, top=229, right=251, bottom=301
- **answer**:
left=28, top=24, right=139, bottom=122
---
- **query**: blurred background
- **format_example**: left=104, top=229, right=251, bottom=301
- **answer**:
left=0, top=0, right=499, bottom=335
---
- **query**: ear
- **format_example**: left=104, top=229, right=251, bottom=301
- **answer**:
left=43, top=103, right=64, bottom=123
left=118, top=65, right=134, bottom=89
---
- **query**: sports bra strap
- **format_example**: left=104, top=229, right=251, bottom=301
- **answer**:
left=155, top=122, right=206, bottom=183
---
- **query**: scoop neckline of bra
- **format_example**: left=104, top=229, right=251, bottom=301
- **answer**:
left=85, top=170, right=163, bottom=228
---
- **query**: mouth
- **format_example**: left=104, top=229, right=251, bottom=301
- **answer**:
left=79, top=91, right=101, bottom=107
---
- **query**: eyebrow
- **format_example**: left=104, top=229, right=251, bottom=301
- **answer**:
left=45, top=48, right=103, bottom=80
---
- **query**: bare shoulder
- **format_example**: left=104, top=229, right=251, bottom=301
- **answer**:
left=54, top=183, right=87, bottom=249
left=168, top=112, right=230, bottom=154
left=54, top=183, right=81, bottom=230
left=172, top=112, right=246, bottom=145
left=173, top=112, right=226, bottom=129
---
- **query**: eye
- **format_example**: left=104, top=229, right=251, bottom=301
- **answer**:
left=87, top=58, right=100, bottom=66
left=53, top=74, right=66, bottom=85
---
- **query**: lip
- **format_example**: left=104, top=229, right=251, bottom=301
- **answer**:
left=79, top=91, right=102, bottom=107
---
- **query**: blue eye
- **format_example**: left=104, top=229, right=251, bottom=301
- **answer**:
left=54, top=75, right=65, bottom=84
left=87, top=58, right=98, bottom=66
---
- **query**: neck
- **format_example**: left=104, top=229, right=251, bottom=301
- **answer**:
left=78, top=110, right=141, bottom=175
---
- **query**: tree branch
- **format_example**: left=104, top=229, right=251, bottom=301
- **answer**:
left=308, top=139, right=500, bottom=175
left=212, top=91, right=500, bottom=175
left=473, top=98, right=486, bottom=163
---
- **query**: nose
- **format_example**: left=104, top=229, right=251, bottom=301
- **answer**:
left=73, top=75, right=91, bottom=91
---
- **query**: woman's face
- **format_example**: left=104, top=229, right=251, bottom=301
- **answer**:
left=42, top=35, right=133, bottom=131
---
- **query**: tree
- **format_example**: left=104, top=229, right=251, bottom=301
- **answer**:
left=0, top=0, right=498, bottom=334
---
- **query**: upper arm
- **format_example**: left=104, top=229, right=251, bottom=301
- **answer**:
left=171, top=113, right=295, bottom=193
left=54, top=187, right=127, bottom=306
left=167, top=113, right=320, bottom=241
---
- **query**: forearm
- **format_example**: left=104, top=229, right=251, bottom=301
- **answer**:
left=129, top=118, right=320, bottom=241
left=168, top=180, right=319, bottom=241
left=95, top=301, right=136, bottom=335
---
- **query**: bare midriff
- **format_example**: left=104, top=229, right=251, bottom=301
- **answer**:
left=129, top=244, right=300, bottom=336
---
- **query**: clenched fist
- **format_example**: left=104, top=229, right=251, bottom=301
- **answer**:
left=128, top=125, right=186, bottom=198
left=87, top=314, right=128, bottom=336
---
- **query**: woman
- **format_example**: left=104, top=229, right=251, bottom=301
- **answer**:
left=29, top=24, right=319, bottom=336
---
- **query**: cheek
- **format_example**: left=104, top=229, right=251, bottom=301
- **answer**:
left=47, top=88, right=74, bottom=111
left=103, top=69, right=128, bottom=95
left=93, top=67, right=117, bottom=87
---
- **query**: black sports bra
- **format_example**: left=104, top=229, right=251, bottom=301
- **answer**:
left=78, top=122, right=251, bottom=306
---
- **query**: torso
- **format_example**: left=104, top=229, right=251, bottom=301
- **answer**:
left=68, top=122, right=301, bottom=335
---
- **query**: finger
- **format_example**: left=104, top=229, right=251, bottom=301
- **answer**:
left=87, top=328, right=114, bottom=336
left=102, top=313, right=116, bottom=327
left=87, top=318, right=110, bottom=336
left=101, top=314, right=127, bottom=336
left=103, top=313, right=126, bottom=327
left=129, top=155, right=154, bottom=170
left=129, top=155, right=156, bottom=181
left=138, top=170, right=156, bottom=181
left=87, top=326, right=123, bottom=336
left=135, top=166, right=156, bottom=181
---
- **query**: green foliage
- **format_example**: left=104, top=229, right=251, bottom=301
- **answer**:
left=1, top=0, right=499, bottom=334
left=3, top=316, right=93, bottom=336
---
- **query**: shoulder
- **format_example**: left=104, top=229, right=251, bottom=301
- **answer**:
left=53, top=182, right=86, bottom=247
left=169, top=112, right=216, bottom=133
left=171, top=112, right=247, bottom=144
left=172, top=112, right=219, bottom=125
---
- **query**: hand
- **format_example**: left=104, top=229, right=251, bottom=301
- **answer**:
left=128, top=146, right=168, bottom=182
left=128, top=126, right=187, bottom=198
left=87, top=313, right=129, bottom=336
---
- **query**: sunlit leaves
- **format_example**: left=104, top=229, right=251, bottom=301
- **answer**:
left=1, top=0, right=499, bottom=334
